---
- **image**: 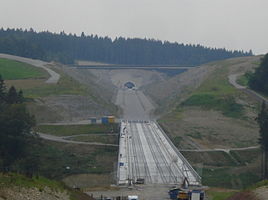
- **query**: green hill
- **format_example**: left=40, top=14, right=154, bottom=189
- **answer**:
left=0, top=58, right=48, bottom=80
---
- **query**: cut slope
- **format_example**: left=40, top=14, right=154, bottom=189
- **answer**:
left=148, top=56, right=261, bottom=149
left=146, top=56, right=263, bottom=189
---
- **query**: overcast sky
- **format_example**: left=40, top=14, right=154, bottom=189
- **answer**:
left=0, top=0, right=268, bottom=54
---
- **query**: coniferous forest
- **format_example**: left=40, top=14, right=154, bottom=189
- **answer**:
left=249, top=53, right=268, bottom=95
left=0, top=28, right=252, bottom=65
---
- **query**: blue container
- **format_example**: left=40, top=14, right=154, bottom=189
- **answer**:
left=168, top=188, right=180, bottom=199
left=119, top=162, right=124, bottom=166
left=101, top=116, right=109, bottom=124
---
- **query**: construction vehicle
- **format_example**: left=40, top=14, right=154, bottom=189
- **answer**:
left=168, top=178, right=205, bottom=200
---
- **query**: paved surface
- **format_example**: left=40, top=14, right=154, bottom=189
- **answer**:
left=0, top=53, right=60, bottom=83
left=115, top=89, right=154, bottom=120
left=38, top=133, right=118, bottom=147
left=115, top=85, right=200, bottom=186
left=86, top=184, right=172, bottom=200
left=118, top=120, right=200, bottom=185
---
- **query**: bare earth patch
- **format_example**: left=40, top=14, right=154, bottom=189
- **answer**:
left=254, top=186, right=268, bottom=200
left=161, top=108, right=258, bottom=149
left=5, top=79, right=47, bottom=90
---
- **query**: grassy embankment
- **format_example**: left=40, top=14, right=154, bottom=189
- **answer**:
left=0, top=58, right=119, bottom=188
left=35, top=123, right=120, bottom=144
left=176, top=64, right=243, bottom=118
left=219, top=180, right=268, bottom=200
left=34, top=124, right=119, bottom=184
left=36, top=124, right=119, bottom=136
left=0, top=58, right=48, bottom=80
left=206, top=188, right=237, bottom=200
left=0, top=173, right=93, bottom=200
left=34, top=141, right=118, bottom=179
left=158, top=59, right=261, bottom=189
left=0, top=58, right=88, bottom=98
left=236, top=60, right=261, bottom=87
left=159, top=61, right=258, bottom=148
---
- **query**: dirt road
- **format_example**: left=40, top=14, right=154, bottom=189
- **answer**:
left=0, top=53, right=60, bottom=83
left=180, top=145, right=259, bottom=153
left=228, top=73, right=268, bottom=104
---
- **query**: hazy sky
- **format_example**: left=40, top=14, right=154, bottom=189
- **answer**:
left=0, top=0, right=268, bottom=54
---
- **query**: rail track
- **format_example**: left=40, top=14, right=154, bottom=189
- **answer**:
left=118, top=120, right=201, bottom=185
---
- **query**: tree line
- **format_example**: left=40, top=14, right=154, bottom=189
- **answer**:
left=249, top=53, right=268, bottom=95
left=0, top=75, right=38, bottom=177
left=247, top=53, right=268, bottom=180
left=0, top=28, right=252, bottom=65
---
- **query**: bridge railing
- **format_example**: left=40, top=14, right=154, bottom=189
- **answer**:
left=154, top=120, right=202, bottom=185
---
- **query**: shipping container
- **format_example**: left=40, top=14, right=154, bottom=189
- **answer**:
left=101, top=116, right=109, bottom=124
left=108, top=116, right=115, bottom=123
left=169, top=188, right=180, bottom=199
left=177, top=191, right=189, bottom=200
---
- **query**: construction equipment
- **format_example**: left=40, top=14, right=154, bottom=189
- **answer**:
left=168, top=178, right=205, bottom=200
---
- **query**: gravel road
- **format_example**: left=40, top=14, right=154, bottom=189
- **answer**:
left=0, top=53, right=60, bottom=83
left=228, top=73, right=246, bottom=89
left=180, top=145, right=259, bottom=153
left=228, top=73, right=268, bottom=104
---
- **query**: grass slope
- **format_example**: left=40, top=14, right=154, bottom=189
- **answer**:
left=0, top=173, right=93, bottom=200
left=35, top=124, right=119, bottom=136
left=158, top=57, right=261, bottom=189
left=226, top=180, right=268, bottom=200
left=207, top=188, right=236, bottom=200
left=32, top=140, right=118, bottom=180
left=181, top=65, right=243, bottom=118
left=23, top=70, right=88, bottom=98
left=0, top=58, right=48, bottom=80
left=0, top=173, right=64, bottom=190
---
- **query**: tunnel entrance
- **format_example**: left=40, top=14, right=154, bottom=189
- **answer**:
left=124, top=81, right=135, bottom=89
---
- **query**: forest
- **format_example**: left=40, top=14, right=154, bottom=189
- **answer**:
left=249, top=53, right=268, bottom=95
left=0, top=28, right=252, bottom=65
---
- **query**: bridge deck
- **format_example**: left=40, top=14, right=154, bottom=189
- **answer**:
left=117, top=120, right=201, bottom=185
